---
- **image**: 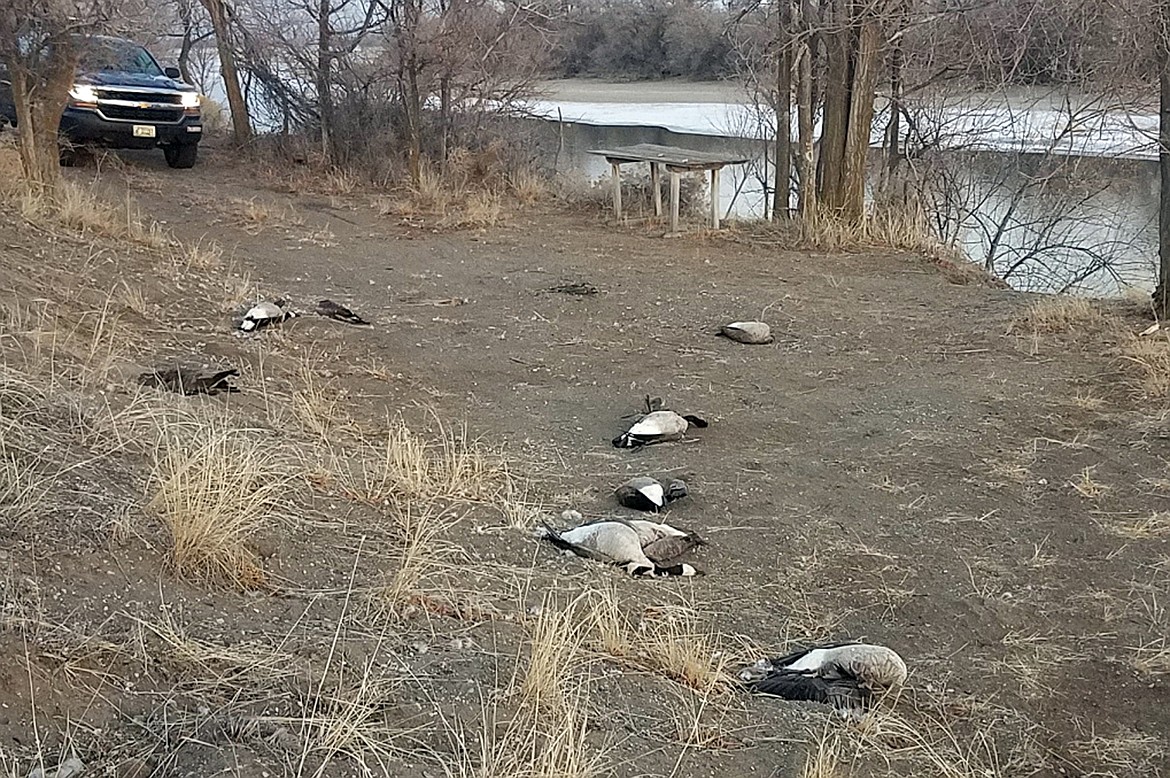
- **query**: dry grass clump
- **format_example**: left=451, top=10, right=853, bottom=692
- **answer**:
left=1116, top=334, right=1170, bottom=398
left=1018, top=296, right=1106, bottom=334
left=380, top=502, right=465, bottom=605
left=1131, top=639, right=1170, bottom=678
left=146, top=419, right=300, bottom=587
left=1093, top=512, right=1170, bottom=540
left=588, top=590, right=732, bottom=695
left=439, top=689, right=603, bottom=778
left=1070, top=727, right=1168, bottom=777
left=0, top=143, right=166, bottom=249
left=1, top=297, right=133, bottom=389
left=376, top=146, right=550, bottom=228
left=514, top=592, right=588, bottom=714
left=802, top=726, right=847, bottom=778
left=337, top=415, right=510, bottom=507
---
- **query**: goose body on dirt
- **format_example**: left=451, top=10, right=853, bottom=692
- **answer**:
left=614, top=476, right=689, bottom=512
left=739, top=642, right=907, bottom=713
left=316, top=299, right=371, bottom=326
left=539, top=517, right=702, bottom=577
left=613, top=410, right=708, bottom=448
left=718, top=320, right=773, bottom=344
left=138, top=366, right=240, bottom=396
left=240, top=299, right=296, bottom=332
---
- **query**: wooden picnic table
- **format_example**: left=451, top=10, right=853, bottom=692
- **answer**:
left=587, top=143, right=750, bottom=234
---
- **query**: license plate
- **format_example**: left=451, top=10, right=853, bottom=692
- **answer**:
left=132, top=125, right=156, bottom=138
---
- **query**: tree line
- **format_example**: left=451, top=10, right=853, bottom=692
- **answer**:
left=3, top=0, right=1170, bottom=311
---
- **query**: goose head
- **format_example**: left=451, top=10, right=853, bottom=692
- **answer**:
left=665, top=479, right=688, bottom=502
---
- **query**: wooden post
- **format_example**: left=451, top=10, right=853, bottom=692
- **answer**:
left=710, top=168, right=721, bottom=229
left=669, top=169, right=681, bottom=235
left=650, top=162, right=662, bottom=217
left=611, top=162, right=623, bottom=222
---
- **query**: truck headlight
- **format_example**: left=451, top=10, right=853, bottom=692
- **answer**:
left=68, top=84, right=98, bottom=105
left=180, top=92, right=201, bottom=110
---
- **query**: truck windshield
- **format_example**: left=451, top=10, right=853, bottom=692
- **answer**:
left=78, top=40, right=163, bottom=77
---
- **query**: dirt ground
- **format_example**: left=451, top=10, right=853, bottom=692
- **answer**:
left=1, top=140, right=1168, bottom=778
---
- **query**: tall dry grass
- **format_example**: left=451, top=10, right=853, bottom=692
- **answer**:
left=147, top=419, right=300, bottom=587
left=335, top=414, right=510, bottom=507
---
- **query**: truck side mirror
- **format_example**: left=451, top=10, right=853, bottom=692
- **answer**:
left=164, top=66, right=181, bottom=79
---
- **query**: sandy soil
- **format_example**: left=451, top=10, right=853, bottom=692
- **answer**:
left=0, top=141, right=1167, bottom=777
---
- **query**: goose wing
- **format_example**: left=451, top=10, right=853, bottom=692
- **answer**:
left=641, top=534, right=704, bottom=565
left=746, top=670, right=870, bottom=710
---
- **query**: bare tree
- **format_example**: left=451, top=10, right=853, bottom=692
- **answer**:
left=199, top=0, right=252, bottom=142
left=0, top=4, right=78, bottom=192
left=1156, top=0, right=1170, bottom=315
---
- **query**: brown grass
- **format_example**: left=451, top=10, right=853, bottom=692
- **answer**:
left=588, top=591, right=733, bottom=695
left=1093, top=512, right=1170, bottom=540
left=1117, top=334, right=1170, bottom=398
left=336, top=414, right=510, bottom=506
left=146, top=419, right=300, bottom=588
left=514, top=591, right=587, bottom=714
left=1018, top=296, right=1105, bottom=334
left=380, top=502, right=465, bottom=606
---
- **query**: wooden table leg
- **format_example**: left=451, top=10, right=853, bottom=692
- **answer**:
left=710, top=168, right=721, bottom=230
left=669, top=170, right=681, bottom=235
left=611, top=162, right=622, bottom=222
left=651, top=162, right=662, bottom=217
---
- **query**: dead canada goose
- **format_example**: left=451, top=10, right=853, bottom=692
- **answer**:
left=718, top=320, right=773, bottom=344
left=739, top=642, right=907, bottom=713
left=538, top=518, right=701, bottom=577
left=612, top=410, right=708, bottom=448
left=614, top=476, right=689, bottom=512
left=316, top=299, right=371, bottom=326
left=138, top=366, right=240, bottom=396
left=240, top=299, right=297, bottom=332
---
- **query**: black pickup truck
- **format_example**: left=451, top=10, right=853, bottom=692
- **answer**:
left=0, top=36, right=203, bottom=168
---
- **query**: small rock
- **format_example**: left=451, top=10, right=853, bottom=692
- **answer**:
left=560, top=509, right=583, bottom=523
left=719, top=320, right=774, bottom=344
left=28, top=756, right=85, bottom=778
left=448, top=637, right=475, bottom=650
left=410, top=640, right=429, bottom=655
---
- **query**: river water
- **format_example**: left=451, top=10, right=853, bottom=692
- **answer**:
left=524, top=81, right=1159, bottom=297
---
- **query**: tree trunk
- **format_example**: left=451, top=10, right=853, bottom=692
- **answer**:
left=316, top=0, right=334, bottom=160
left=4, top=41, right=76, bottom=195
left=201, top=0, right=251, bottom=144
left=884, top=42, right=903, bottom=182
left=795, top=39, right=816, bottom=219
left=439, top=75, right=450, bottom=172
left=772, top=1, right=793, bottom=221
left=176, top=0, right=196, bottom=84
left=401, top=0, right=423, bottom=187
left=817, top=0, right=850, bottom=210
left=1157, top=7, right=1170, bottom=317
left=840, top=20, right=880, bottom=223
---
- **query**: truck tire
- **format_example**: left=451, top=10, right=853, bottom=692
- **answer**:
left=164, top=142, right=198, bottom=169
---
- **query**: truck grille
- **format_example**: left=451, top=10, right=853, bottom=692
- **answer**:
left=99, top=105, right=184, bottom=123
left=95, top=89, right=183, bottom=105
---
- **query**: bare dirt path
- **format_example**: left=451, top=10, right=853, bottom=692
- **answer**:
left=5, top=142, right=1165, bottom=776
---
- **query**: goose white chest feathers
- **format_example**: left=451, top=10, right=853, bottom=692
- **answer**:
left=240, top=300, right=296, bottom=332
left=739, top=642, right=907, bottom=713
left=539, top=518, right=702, bottom=577
left=613, top=411, right=708, bottom=448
